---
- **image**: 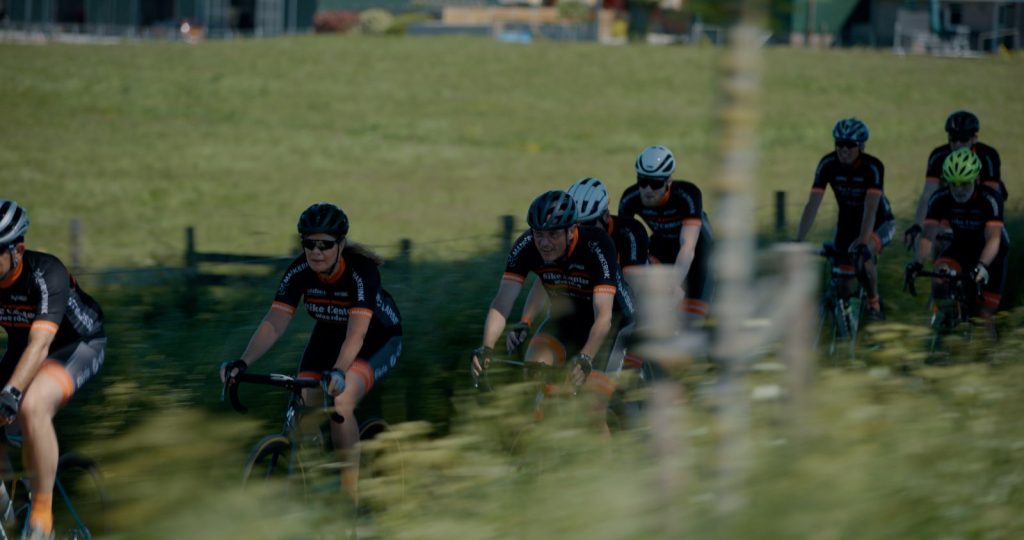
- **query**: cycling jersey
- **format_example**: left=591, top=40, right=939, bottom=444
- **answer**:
left=0, top=251, right=104, bottom=354
left=273, top=249, right=402, bottom=382
left=603, top=215, right=649, bottom=269
left=505, top=226, right=635, bottom=321
left=812, top=152, right=894, bottom=230
left=0, top=250, right=104, bottom=398
left=618, top=181, right=715, bottom=315
left=925, top=185, right=1009, bottom=310
left=926, top=143, right=1006, bottom=200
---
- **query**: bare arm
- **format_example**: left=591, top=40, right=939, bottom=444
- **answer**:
left=518, top=278, right=549, bottom=327
left=581, top=292, right=614, bottom=359
left=915, top=222, right=939, bottom=264
left=481, top=280, right=523, bottom=349
left=912, top=182, right=940, bottom=229
left=674, top=223, right=701, bottom=285
left=856, top=191, right=882, bottom=247
left=795, top=190, right=824, bottom=242
left=334, top=314, right=371, bottom=372
left=979, top=225, right=1003, bottom=268
left=239, top=307, right=294, bottom=366
left=7, top=324, right=57, bottom=394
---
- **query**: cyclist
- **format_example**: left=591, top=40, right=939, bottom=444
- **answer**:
left=471, top=191, right=636, bottom=433
left=905, top=110, right=1005, bottom=249
left=506, top=177, right=649, bottom=357
left=795, top=118, right=895, bottom=321
left=906, top=148, right=1009, bottom=321
left=220, top=203, right=402, bottom=503
left=619, top=145, right=714, bottom=326
left=0, top=200, right=105, bottom=539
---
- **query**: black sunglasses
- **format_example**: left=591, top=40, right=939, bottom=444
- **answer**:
left=948, top=133, right=973, bottom=144
left=637, top=176, right=668, bottom=190
left=301, top=238, right=340, bottom=251
left=835, top=140, right=860, bottom=149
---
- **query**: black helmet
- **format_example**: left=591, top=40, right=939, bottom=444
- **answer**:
left=945, top=110, right=980, bottom=135
left=297, top=203, right=349, bottom=237
left=527, top=191, right=577, bottom=231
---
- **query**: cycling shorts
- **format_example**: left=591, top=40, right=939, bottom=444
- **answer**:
left=1, top=336, right=106, bottom=405
left=525, top=315, right=634, bottom=398
left=298, top=326, right=402, bottom=393
left=935, top=243, right=1008, bottom=311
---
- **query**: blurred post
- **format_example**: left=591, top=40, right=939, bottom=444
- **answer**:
left=185, top=226, right=197, bottom=273
left=711, top=0, right=765, bottom=516
left=501, top=215, right=515, bottom=249
left=632, top=265, right=697, bottom=537
left=399, top=238, right=412, bottom=265
left=779, top=243, right=817, bottom=426
left=775, top=190, right=787, bottom=237
left=69, top=218, right=82, bottom=273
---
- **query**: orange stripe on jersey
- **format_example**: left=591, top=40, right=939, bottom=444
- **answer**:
left=39, top=360, right=75, bottom=404
left=682, top=218, right=702, bottom=226
left=349, top=360, right=375, bottom=392
left=923, top=219, right=941, bottom=226
left=271, top=301, right=296, bottom=315
left=565, top=227, right=580, bottom=258
left=593, top=285, right=617, bottom=296
left=810, top=187, right=826, bottom=194
left=866, top=188, right=882, bottom=194
left=682, top=299, right=710, bottom=317
left=30, top=320, right=59, bottom=334
left=502, top=272, right=526, bottom=284
left=349, top=308, right=373, bottom=318
left=925, top=176, right=941, bottom=184
left=985, top=221, right=1004, bottom=228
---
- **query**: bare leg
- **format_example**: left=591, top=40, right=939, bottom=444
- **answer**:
left=19, top=375, right=65, bottom=534
left=331, top=374, right=366, bottom=504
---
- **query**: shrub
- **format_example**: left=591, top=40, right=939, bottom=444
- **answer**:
left=387, top=11, right=437, bottom=35
left=359, top=9, right=395, bottom=35
left=313, top=10, right=360, bottom=34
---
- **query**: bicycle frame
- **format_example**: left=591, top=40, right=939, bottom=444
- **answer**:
left=905, top=269, right=982, bottom=360
left=816, top=243, right=867, bottom=361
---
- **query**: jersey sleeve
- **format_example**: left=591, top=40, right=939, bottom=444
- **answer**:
left=502, top=231, right=536, bottom=284
left=588, top=232, right=620, bottom=295
left=866, top=158, right=884, bottom=194
left=618, top=187, right=638, bottom=219
left=923, top=191, right=947, bottom=225
left=30, top=257, right=70, bottom=333
left=982, top=190, right=1004, bottom=227
left=347, top=257, right=381, bottom=320
left=619, top=218, right=650, bottom=268
left=925, top=148, right=945, bottom=182
left=679, top=184, right=703, bottom=225
left=812, top=157, right=830, bottom=192
left=272, top=256, right=307, bottom=315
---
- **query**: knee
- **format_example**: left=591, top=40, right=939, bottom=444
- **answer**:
left=333, top=393, right=357, bottom=417
left=18, top=390, right=56, bottom=427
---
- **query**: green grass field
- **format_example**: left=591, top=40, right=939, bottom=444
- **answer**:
left=2, top=36, right=1022, bottom=266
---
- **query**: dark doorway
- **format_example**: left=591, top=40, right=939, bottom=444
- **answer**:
left=57, top=0, right=85, bottom=24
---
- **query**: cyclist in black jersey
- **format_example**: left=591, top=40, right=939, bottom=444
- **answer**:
left=619, top=145, right=715, bottom=326
left=220, top=203, right=402, bottom=502
left=907, top=148, right=1009, bottom=321
left=471, top=191, right=636, bottom=434
left=796, top=118, right=895, bottom=321
left=905, top=111, right=1006, bottom=250
left=0, top=200, right=105, bottom=539
left=506, top=178, right=648, bottom=355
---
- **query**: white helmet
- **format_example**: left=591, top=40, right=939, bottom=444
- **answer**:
left=0, top=199, right=29, bottom=246
left=567, top=177, right=609, bottom=222
left=635, top=145, right=676, bottom=180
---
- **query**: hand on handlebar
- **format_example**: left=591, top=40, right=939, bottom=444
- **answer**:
left=903, top=261, right=923, bottom=294
left=220, top=360, right=248, bottom=384
left=506, top=321, right=531, bottom=354
left=568, top=354, right=593, bottom=389
left=903, top=224, right=922, bottom=252
left=470, top=346, right=494, bottom=386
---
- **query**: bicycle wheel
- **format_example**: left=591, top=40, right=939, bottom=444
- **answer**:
left=53, top=453, right=107, bottom=540
left=241, top=434, right=299, bottom=491
left=358, top=417, right=407, bottom=507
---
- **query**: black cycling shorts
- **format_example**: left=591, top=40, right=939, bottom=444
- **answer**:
left=298, top=325, right=402, bottom=393
left=1, top=336, right=105, bottom=404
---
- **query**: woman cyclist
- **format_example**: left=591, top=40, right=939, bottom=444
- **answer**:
left=220, top=203, right=402, bottom=502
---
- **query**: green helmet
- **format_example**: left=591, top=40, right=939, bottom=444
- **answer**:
left=941, top=147, right=981, bottom=185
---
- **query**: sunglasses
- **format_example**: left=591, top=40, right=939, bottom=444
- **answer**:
left=948, top=133, right=973, bottom=144
left=637, top=176, right=668, bottom=190
left=834, top=140, right=860, bottom=149
left=301, top=238, right=340, bottom=251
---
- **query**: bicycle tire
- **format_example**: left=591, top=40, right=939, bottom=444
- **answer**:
left=53, top=453, right=107, bottom=540
left=241, top=434, right=298, bottom=491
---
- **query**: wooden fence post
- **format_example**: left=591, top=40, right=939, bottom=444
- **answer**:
left=399, top=238, right=412, bottom=264
left=69, top=218, right=82, bottom=273
left=501, top=215, right=515, bottom=249
left=185, top=226, right=197, bottom=273
left=775, top=191, right=787, bottom=237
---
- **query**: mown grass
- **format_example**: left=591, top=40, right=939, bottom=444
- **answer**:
left=2, top=37, right=1021, bottom=266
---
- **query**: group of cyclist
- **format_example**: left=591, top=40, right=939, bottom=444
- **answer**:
left=797, top=111, right=1008, bottom=325
left=0, top=110, right=1010, bottom=534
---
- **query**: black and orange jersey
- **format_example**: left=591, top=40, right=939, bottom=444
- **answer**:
left=811, top=152, right=894, bottom=230
left=618, top=180, right=712, bottom=264
left=925, top=185, right=1008, bottom=261
left=605, top=215, right=649, bottom=269
left=0, top=250, right=104, bottom=356
left=272, top=249, right=402, bottom=352
left=925, top=142, right=1006, bottom=200
left=503, top=226, right=636, bottom=321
